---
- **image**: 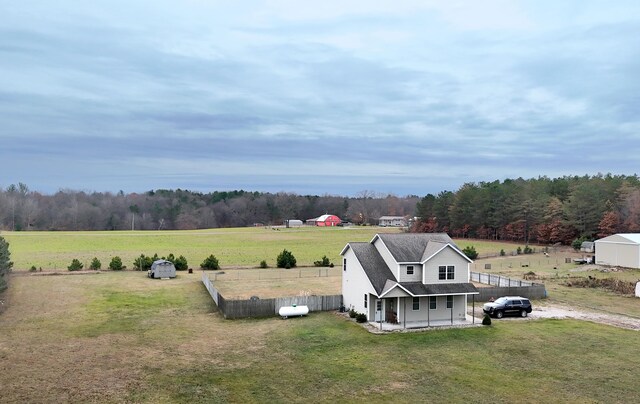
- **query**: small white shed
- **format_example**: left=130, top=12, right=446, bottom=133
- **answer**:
left=595, top=234, right=640, bottom=269
left=148, top=260, right=176, bottom=279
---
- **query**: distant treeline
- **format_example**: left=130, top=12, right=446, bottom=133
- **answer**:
left=0, top=185, right=418, bottom=231
left=411, top=174, right=640, bottom=244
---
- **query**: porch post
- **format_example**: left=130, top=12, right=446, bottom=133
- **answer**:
left=472, top=294, right=475, bottom=324
left=427, top=297, right=430, bottom=326
left=403, top=297, right=406, bottom=329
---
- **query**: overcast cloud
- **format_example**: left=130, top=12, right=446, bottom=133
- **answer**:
left=1, top=1, right=639, bottom=196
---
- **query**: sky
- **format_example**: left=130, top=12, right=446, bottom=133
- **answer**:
left=1, top=1, right=640, bottom=197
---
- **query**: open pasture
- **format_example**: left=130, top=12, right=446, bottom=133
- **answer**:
left=1, top=227, right=519, bottom=271
left=2, top=270, right=640, bottom=403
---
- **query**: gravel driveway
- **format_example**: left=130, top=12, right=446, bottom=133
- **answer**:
left=490, top=303, right=640, bottom=331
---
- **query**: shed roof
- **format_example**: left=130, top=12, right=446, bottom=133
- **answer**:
left=596, top=233, right=640, bottom=244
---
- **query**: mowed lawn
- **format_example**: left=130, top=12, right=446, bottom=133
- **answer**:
left=1, top=271, right=640, bottom=403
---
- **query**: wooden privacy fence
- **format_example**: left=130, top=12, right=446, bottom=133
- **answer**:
left=202, top=272, right=342, bottom=319
left=471, top=271, right=547, bottom=301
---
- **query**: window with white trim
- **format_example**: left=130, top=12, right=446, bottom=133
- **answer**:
left=364, top=294, right=368, bottom=309
left=412, top=297, right=420, bottom=311
left=439, top=265, right=455, bottom=280
left=429, top=296, right=437, bottom=310
left=343, top=258, right=346, bottom=271
left=406, top=265, right=414, bottom=275
left=446, top=295, right=453, bottom=309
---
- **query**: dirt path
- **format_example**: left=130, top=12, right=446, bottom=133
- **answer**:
left=496, top=303, right=640, bottom=331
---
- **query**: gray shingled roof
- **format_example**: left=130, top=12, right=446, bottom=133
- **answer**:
left=400, top=282, right=479, bottom=296
left=348, top=242, right=396, bottom=295
left=376, top=233, right=458, bottom=262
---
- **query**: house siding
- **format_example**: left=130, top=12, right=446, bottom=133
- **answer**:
left=342, top=247, right=377, bottom=317
left=423, top=246, right=470, bottom=284
left=400, top=295, right=467, bottom=322
left=397, top=264, right=423, bottom=283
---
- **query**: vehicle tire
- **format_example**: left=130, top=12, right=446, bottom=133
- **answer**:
left=495, top=310, right=503, bottom=319
left=520, top=309, right=527, bottom=317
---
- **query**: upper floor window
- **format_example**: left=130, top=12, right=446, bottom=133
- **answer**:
left=406, top=265, right=414, bottom=275
left=343, top=258, right=347, bottom=271
left=438, top=265, right=455, bottom=280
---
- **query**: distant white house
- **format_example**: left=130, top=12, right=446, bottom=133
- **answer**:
left=595, top=233, right=640, bottom=268
left=341, top=233, right=478, bottom=328
left=378, top=216, right=408, bottom=227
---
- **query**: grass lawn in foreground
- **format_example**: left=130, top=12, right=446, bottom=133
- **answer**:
left=1, top=271, right=639, bottom=403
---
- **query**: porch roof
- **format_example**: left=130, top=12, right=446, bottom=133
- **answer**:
left=399, top=282, right=479, bottom=296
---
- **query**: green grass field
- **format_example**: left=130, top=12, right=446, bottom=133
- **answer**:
left=1, top=271, right=639, bottom=403
left=1, top=227, right=519, bottom=271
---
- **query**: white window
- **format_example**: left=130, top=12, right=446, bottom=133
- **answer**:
left=407, top=265, right=414, bottom=275
left=412, top=297, right=420, bottom=311
left=429, top=296, right=437, bottom=310
left=364, top=294, right=368, bottom=309
left=446, top=295, right=453, bottom=309
left=439, top=265, right=455, bottom=280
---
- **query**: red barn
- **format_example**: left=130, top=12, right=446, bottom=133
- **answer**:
left=307, top=214, right=341, bottom=227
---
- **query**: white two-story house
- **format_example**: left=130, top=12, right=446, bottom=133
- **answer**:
left=341, top=233, right=478, bottom=327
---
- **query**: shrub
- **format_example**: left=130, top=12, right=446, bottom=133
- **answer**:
left=201, top=255, right=220, bottom=270
left=500, top=249, right=506, bottom=256
left=348, top=309, right=357, bottom=318
left=89, top=257, right=101, bottom=270
left=276, top=249, right=297, bottom=268
left=482, top=314, right=492, bottom=326
left=68, top=258, right=83, bottom=271
left=133, top=254, right=153, bottom=271
left=259, top=260, right=268, bottom=269
left=174, top=255, right=188, bottom=271
left=462, top=245, right=478, bottom=260
left=516, top=246, right=522, bottom=255
left=355, top=313, right=368, bottom=323
left=29, top=265, right=37, bottom=272
left=109, top=256, right=124, bottom=271
left=523, top=245, right=533, bottom=254
left=314, top=255, right=331, bottom=267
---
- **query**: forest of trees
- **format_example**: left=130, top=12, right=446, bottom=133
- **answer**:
left=3, top=174, right=639, bottom=245
left=0, top=184, right=418, bottom=231
left=411, top=174, right=640, bottom=244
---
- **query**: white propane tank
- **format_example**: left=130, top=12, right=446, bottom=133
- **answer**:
left=279, top=304, right=309, bottom=319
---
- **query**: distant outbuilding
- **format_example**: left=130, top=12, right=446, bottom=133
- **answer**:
left=306, top=214, right=341, bottom=227
left=378, top=216, right=408, bottom=227
left=148, top=260, right=176, bottom=279
left=284, top=219, right=303, bottom=228
left=595, top=234, right=640, bottom=269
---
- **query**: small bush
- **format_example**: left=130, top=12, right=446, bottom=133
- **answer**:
left=200, top=255, right=220, bottom=270
left=109, top=256, right=124, bottom=271
left=29, top=265, right=37, bottom=272
left=133, top=254, right=153, bottom=271
left=89, top=257, right=101, bottom=270
left=173, top=255, right=188, bottom=271
left=500, top=249, right=506, bottom=256
left=348, top=309, right=357, bottom=318
left=482, top=314, right=492, bottom=326
left=276, top=249, right=297, bottom=268
left=523, top=245, right=533, bottom=254
left=355, top=313, right=368, bottom=323
left=259, top=260, right=268, bottom=269
left=68, top=259, right=83, bottom=271
left=314, top=255, right=331, bottom=267
left=462, top=245, right=478, bottom=260
left=516, top=246, right=522, bottom=255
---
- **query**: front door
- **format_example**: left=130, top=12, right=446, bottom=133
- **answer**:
left=385, top=299, right=397, bottom=323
